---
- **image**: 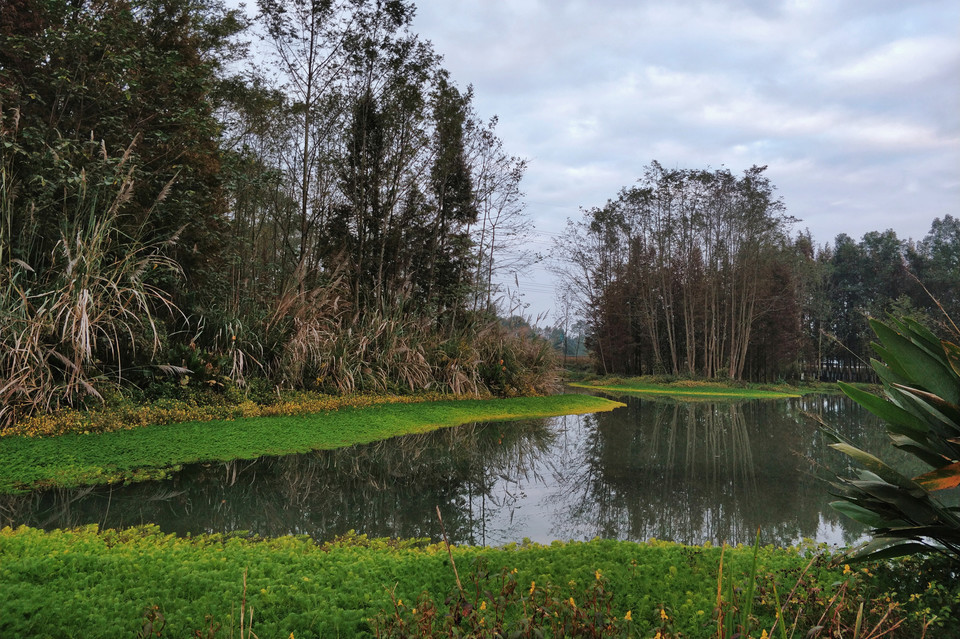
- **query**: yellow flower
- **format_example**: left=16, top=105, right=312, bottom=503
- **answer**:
left=595, top=569, right=602, bottom=580
left=397, top=599, right=403, bottom=607
left=660, top=608, right=669, bottom=621
left=529, top=581, right=536, bottom=595
left=624, top=610, right=632, bottom=621
left=843, top=564, right=852, bottom=575
left=760, top=630, right=769, bottom=639
left=569, top=597, right=576, bottom=609
left=480, top=601, right=487, bottom=611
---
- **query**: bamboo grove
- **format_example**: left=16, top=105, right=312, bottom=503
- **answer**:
left=0, top=0, right=548, bottom=428
left=554, top=162, right=960, bottom=381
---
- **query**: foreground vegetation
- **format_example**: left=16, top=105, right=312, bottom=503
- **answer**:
left=825, top=315, right=960, bottom=562
left=0, top=394, right=622, bottom=493
left=0, top=525, right=953, bottom=638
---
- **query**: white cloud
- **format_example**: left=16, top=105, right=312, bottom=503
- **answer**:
left=411, top=0, right=960, bottom=316
left=827, top=36, right=960, bottom=89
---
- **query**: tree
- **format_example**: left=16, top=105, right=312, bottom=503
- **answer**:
left=0, top=0, right=244, bottom=311
left=909, top=215, right=960, bottom=323
left=467, top=117, right=532, bottom=313
left=420, top=73, right=477, bottom=317
left=0, top=0, right=247, bottom=420
left=553, top=162, right=794, bottom=380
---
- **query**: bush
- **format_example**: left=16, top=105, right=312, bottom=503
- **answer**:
left=825, top=315, right=960, bottom=562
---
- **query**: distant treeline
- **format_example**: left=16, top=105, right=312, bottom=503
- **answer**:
left=0, top=0, right=550, bottom=428
left=553, top=162, right=959, bottom=381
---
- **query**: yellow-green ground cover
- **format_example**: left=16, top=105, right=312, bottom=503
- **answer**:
left=0, top=395, right=623, bottom=493
left=568, top=377, right=854, bottom=401
left=0, top=525, right=950, bottom=638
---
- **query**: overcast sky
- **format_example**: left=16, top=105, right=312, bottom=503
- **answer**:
left=410, top=0, right=960, bottom=321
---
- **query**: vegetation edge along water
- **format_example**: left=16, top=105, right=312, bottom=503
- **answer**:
left=566, top=376, right=865, bottom=400
left=0, top=525, right=950, bottom=638
left=0, top=394, right=623, bottom=493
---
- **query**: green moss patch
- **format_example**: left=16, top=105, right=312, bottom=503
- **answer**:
left=0, top=395, right=623, bottom=493
left=0, top=525, right=946, bottom=638
left=570, top=381, right=803, bottom=400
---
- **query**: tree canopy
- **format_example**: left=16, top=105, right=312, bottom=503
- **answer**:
left=554, top=163, right=959, bottom=382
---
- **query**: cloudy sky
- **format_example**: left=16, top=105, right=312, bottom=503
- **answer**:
left=410, top=0, right=960, bottom=320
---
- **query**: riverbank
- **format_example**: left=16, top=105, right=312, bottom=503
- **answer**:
left=567, top=375, right=868, bottom=400
left=0, top=394, right=623, bottom=493
left=0, top=525, right=947, bottom=638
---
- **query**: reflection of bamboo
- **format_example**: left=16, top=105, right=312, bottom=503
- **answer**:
left=0, top=492, right=40, bottom=528
left=556, top=397, right=768, bottom=545
left=193, top=419, right=559, bottom=542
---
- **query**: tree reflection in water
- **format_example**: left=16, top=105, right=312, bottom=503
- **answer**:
left=549, top=397, right=869, bottom=546
left=0, top=420, right=557, bottom=545
left=0, top=395, right=898, bottom=547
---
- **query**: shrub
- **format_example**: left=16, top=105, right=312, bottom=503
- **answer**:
left=825, top=315, right=960, bottom=561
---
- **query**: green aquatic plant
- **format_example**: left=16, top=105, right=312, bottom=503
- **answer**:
left=0, top=526, right=945, bottom=638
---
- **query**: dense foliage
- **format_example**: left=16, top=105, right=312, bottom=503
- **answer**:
left=554, top=161, right=960, bottom=382
left=0, top=0, right=544, bottom=429
left=1, top=525, right=951, bottom=638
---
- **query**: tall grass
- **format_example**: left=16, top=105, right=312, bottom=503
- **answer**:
left=0, top=119, right=559, bottom=431
left=258, top=273, right=559, bottom=398
left=0, top=138, right=181, bottom=428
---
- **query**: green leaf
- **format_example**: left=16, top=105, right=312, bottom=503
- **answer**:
left=900, top=317, right=944, bottom=353
left=838, top=382, right=929, bottom=439
left=870, top=345, right=911, bottom=383
left=870, top=319, right=960, bottom=404
left=848, top=480, right=940, bottom=525
left=891, top=385, right=960, bottom=439
left=888, top=436, right=951, bottom=469
left=829, top=442, right=925, bottom=496
left=829, top=501, right=897, bottom=528
left=846, top=539, right=934, bottom=563
left=870, top=358, right=911, bottom=390
left=943, top=340, right=960, bottom=379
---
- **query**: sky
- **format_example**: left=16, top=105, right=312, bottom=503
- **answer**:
left=410, top=0, right=960, bottom=322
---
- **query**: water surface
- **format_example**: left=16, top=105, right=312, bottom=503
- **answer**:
left=1, top=394, right=901, bottom=547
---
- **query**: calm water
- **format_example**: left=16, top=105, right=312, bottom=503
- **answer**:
left=0, top=394, right=904, bottom=548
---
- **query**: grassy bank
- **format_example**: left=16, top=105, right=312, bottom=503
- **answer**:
left=0, top=394, right=623, bottom=493
left=568, top=376, right=861, bottom=401
left=0, top=525, right=949, bottom=638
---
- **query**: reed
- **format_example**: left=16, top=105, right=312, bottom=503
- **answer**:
left=0, top=141, right=181, bottom=429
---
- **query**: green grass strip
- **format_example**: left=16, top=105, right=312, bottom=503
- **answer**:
left=570, top=381, right=802, bottom=400
left=0, top=395, right=623, bottom=493
left=0, top=525, right=938, bottom=639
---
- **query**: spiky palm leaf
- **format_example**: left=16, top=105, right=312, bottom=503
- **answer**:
left=826, top=316, right=960, bottom=561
